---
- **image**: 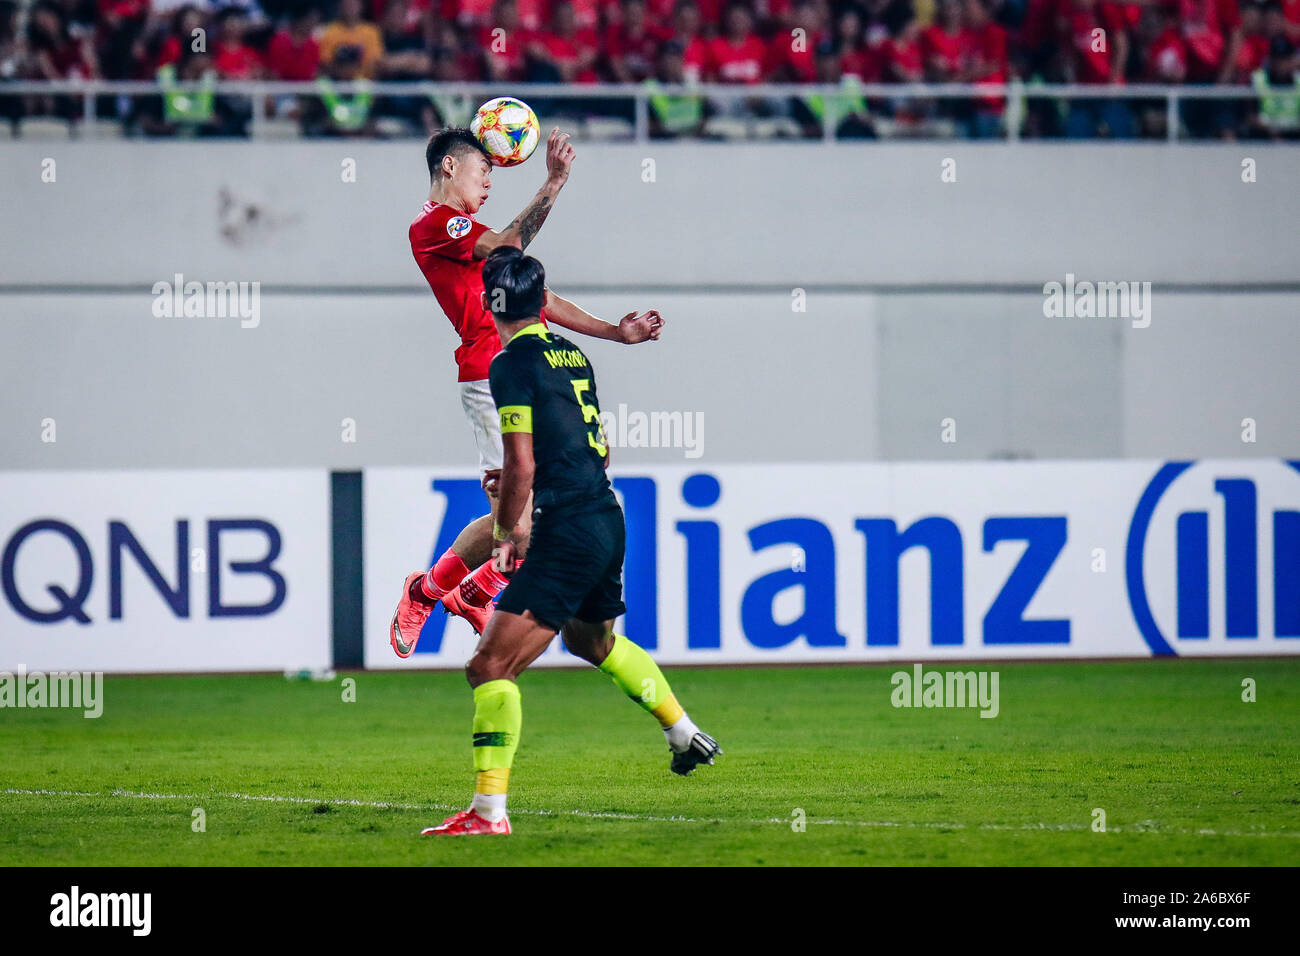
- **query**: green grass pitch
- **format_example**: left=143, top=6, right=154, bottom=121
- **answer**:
left=1, top=659, right=1297, bottom=866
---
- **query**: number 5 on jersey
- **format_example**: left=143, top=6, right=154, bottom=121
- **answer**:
left=570, top=378, right=608, bottom=458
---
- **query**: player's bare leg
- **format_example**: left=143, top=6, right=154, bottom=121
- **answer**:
left=422, top=609, right=556, bottom=836
left=563, top=618, right=722, bottom=777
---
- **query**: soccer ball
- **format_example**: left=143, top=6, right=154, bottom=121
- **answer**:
left=471, top=97, right=541, bottom=167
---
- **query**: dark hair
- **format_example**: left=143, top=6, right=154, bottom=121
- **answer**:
left=425, top=127, right=491, bottom=179
left=482, top=247, right=546, bottom=320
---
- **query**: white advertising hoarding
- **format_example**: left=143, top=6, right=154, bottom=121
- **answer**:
left=364, top=459, right=1300, bottom=669
left=0, top=470, right=330, bottom=672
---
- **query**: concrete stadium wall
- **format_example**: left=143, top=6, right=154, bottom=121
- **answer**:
left=1, top=141, right=1298, bottom=288
left=2, top=290, right=1295, bottom=468
left=0, top=141, right=1296, bottom=469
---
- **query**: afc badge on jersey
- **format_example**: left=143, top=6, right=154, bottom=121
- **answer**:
left=446, top=216, right=473, bottom=239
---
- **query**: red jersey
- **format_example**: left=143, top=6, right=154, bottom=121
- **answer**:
left=410, top=201, right=500, bottom=382
left=884, top=34, right=923, bottom=80
left=214, top=42, right=264, bottom=80
left=1147, top=27, right=1188, bottom=80
left=1063, top=2, right=1128, bottom=84
left=267, top=30, right=320, bottom=80
left=841, top=43, right=884, bottom=82
left=678, top=35, right=712, bottom=81
left=606, top=23, right=671, bottom=80
left=708, top=35, right=767, bottom=83
left=921, top=25, right=973, bottom=78
left=532, top=29, right=601, bottom=82
left=766, top=30, right=824, bottom=81
left=447, top=0, right=547, bottom=28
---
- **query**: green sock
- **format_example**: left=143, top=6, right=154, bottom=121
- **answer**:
left=472, top=679, right=521, bottom=795
left=598, top=634, right=685, bottom=728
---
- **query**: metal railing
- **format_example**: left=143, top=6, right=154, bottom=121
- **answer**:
left=0, top=79, right=1284, bottom=142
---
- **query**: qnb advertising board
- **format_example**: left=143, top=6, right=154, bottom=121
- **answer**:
left=0, top=471, right=330, bottom=672
left=364, top=460, right=1300, bottom=669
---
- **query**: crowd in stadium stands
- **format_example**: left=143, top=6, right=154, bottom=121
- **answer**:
left=1, top=0, right=1298, bottom=137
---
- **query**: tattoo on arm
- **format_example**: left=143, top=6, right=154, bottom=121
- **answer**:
left=504, top=194, right=553, bottom=251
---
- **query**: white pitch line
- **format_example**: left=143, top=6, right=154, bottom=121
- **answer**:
left=4, top=788, right=1299, bottom=839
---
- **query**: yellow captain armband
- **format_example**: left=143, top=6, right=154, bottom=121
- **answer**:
left=493, top=521, right=509, bottom=543
left=498, top=405, right=532, bottom=434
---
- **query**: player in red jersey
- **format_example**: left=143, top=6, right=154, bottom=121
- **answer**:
left=390, top=126, right=664, bottom=656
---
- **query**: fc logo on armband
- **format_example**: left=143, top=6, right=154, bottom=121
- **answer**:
left=499, top=406, right=532, bottom=433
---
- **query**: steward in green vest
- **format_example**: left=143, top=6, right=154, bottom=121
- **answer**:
left=796, top=42, right=875, bottom=139
left=316, top=45, right=374, bottom=134
left=646, top=41, right=705, bottom=138
left=317, top=76, right=374, bottom=132
left=157, top=62, right=215, bottom=125
left=1252, top=67, right=1300, bottom=132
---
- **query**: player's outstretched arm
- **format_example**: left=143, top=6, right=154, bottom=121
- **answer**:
left=543, top=288, right=664, bottom=345
left=472, top=129, right=575, bottom=260
left=492, top=432, right=535, bottom=574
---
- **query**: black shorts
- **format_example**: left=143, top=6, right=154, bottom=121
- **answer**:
left=495, top=498, right=627, bottom=632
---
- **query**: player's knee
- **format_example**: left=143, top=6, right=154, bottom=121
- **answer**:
left=563, top=620, right=613, bottom=666
left=465, top=650, right=511, bottom=687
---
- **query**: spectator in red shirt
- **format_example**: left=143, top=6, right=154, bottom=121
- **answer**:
left=430, top=18, right=479, bottom=82
left=1263, top=0, right=1298, bottom=46
left=155, top=6, right=206, bottom=72
left=669, top=0, right=713, bottom=81
left=1145, top=3, right=1188, bottom=80
left=527, top=0, right=601, bottom=81
left=606, top=0, right=670, bottom=81
left=448, top=0, right=548, bottom=29
left=481, top=0, right=531, bottom=81
left=26, top=0, right=99, bottom=79
left=567, top=0, right=617, bottom=29
left=756, top=0, right=795, bottom=32
left=835, top=3, right=884, bottom=80
left=1060, top=0, right=1136, bottom=136
left=1059, top=0, right=1129, bottom=84
left=1235, top=1, right=1271, bottom=79
left=267, top=7, right=321, bottom=80
left=883, top=16, right=923, bottom=82
left=768, top=0, right=828, bottom=81
left=965, top=0, right=1008, bottom=135
left=1173, top=0, right=1244, bottom=136
left=381, top=0, right=433, bottom=78
left=708, top=2, right=767, bottom=82
left=922, top=0, right=972, bottom=81
left=212, top=7, right=264, bottom=79
left=1179, top=0, right=1243, bottom=82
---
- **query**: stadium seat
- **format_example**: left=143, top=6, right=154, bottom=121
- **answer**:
left=751, top=117, right=802, bottom=139
left=373, top=117, right=412, bottom=139
left=18, top=117, right=72, bottom=140
left=581, top=116, right=634, bottom=142
left=80, top=120, right=125, bottom=139
left=255, top=118, right=303, bottom=140
left=702, top=116, right=748, bottom=140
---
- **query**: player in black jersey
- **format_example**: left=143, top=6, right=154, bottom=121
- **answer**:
left=422, top=247, right=721, bottom=837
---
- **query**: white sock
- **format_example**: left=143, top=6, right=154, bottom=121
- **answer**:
left=664, top=713, right=700, bottom=753
left=471, top=792, right=507, bottom=821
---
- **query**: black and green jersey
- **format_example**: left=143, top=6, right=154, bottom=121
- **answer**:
left=489, top=322, right=614, bottom=509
